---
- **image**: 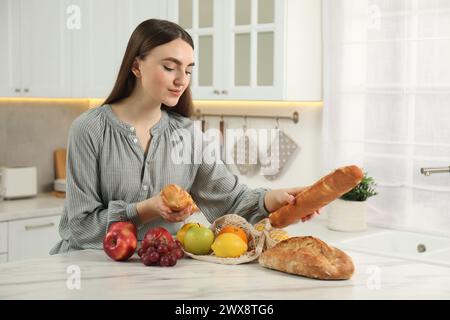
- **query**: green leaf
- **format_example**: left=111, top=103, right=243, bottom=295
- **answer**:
left=340, top=171, right=378, bottom=201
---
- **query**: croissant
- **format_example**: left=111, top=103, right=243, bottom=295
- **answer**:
left=161, top=184, right=199, bottom=213
left=269, top=165, right=364, bottom=228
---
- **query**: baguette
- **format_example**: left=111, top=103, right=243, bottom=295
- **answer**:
left=259, top=236, right=355, bottom=280
left=269, top=165, right=364, bottom=228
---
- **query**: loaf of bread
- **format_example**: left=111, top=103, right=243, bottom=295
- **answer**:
left=259, top=236, right=355, bottom=280
left=161, top=184, right=199, bottom=213
left=269, top=165, right=364, bottom=228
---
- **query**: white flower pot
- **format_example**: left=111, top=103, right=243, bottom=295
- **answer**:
left=327, top=199, right=367, bottom=232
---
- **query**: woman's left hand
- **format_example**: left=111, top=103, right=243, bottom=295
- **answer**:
left=264, top=186, right=306, bottom=212
left=264, top=187, right=320, bottom=222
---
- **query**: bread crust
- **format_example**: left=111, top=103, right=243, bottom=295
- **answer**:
left=269, top=165, right=364, bottom=228
left=161, top=184, right=199, bottom=213
left=259, top=236, right=355, bottom=280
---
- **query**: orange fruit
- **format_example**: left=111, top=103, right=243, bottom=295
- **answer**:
left=218, top=226, right=248, bottom=244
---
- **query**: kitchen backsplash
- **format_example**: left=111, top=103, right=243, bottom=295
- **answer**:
left=0, top=100, right=323, bottom=197
left=0, top=100, right=90, bottom=192
left=193, top=105, right=323, bottom=190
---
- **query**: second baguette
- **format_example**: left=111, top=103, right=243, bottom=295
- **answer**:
left=269, top=165, right=364, bottom=228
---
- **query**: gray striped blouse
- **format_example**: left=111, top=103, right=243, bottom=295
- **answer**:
left=50, top=104, right=269, bottom=254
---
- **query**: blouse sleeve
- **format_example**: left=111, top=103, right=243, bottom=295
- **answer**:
left=64, top=118, right=142, bottom=250
left=190, top=160, right=270, bottom=225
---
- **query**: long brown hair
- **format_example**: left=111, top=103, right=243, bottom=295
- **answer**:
left=103, top=19, right=194, bottom=117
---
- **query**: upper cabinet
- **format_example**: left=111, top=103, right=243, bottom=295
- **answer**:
left=0, top=0, right=71, bottom=97
left=71, top=0, right=167, bottom=98
left=167, top=0, right=322, bottom=101
left=0, top=0, right=167, bottom=98
left=0, top=0, right=321, bottom=100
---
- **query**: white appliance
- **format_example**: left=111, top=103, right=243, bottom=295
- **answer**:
left=0, top=167, right=37, bottom=199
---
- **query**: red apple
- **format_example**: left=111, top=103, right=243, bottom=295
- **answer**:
left=108, top=221, right=137, bottom=236
left=103, top=228, right=137, bottom=261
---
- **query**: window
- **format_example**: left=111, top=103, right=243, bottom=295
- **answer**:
left=323, top=0, right=450, bottom=236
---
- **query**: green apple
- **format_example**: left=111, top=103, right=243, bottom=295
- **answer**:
left=177, top=222, right=200, bottom=246
left=183, top=225, right=214, bottom=255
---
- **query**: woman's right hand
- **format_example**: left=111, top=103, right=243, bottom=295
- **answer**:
left=136, top=194, right=192, bottom=224
left=160, top=205, right=193, bottom=223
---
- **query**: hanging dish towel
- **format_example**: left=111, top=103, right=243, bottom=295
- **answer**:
left=233, top=127, right=259, bottom=176
left=260, top=129, right=299, bottom=180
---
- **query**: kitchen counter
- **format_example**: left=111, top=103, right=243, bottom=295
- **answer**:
left=1, top=218, right=450, bottom=299
left=0, top=193, right=64, bottom=222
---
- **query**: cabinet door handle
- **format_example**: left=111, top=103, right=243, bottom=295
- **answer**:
left=213, top=90, right=220, bottom=95
left=15, top=88, right=21, bottom=93
left=24, top=222, right=55, bottom=231
left=221, top=90, right=228, bottom=95
left=24, top=88, right=29, bottom=93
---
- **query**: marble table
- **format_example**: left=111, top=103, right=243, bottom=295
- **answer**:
left=1, top=247, right=450, bottom=299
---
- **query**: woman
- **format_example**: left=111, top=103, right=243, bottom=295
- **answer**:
left=50, top=19, right=315, bottom=254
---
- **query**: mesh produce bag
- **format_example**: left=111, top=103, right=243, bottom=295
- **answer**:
left=184, top=214, right=288, bottom=265
left=254, top=218, right=289, bottom=250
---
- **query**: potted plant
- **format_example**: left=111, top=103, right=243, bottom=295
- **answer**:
left=327, top=172, right=378, bottom=232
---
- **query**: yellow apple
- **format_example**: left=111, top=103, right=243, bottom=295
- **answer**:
left=176, top=222, right=200, bottom=246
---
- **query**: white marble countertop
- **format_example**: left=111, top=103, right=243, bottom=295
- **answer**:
left=1, top=218, right=449, bottom=299
left=0, top=193, right=64, bottom=222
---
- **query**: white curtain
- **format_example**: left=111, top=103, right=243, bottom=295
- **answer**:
left=322, top=0, right=450, bottom=236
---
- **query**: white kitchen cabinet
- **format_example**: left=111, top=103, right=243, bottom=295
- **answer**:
left=0, top=222, right=7, bottom=254
left=167, top=0, right=322, bottom=101
left=72, top=0, right=168, bottom=98
left=167, top=0, right=222, bottom=100
left=0, top=0, right=20, bottom=97
left=0, top=0, right=72, bottom=97
left=0, top=254, right=7, bottom=263
left=7, top=215, right=61, bottom=262
left=0, top=0, right=166, bottom=98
